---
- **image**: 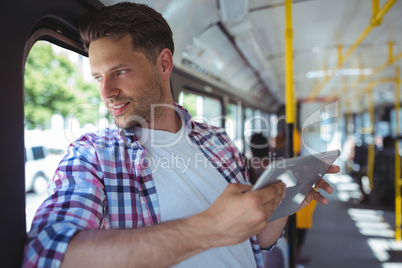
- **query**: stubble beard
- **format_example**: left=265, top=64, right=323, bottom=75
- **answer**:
left=111, top=71, right=165, bottom=130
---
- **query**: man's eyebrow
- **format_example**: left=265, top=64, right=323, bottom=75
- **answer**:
left=91, top=64, right=131, bottom=77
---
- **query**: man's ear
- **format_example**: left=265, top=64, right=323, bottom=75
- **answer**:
left=158, top=48, right=173, bottom=81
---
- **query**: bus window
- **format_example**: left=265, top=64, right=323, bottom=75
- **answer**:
left=244, top=108, right=254, bottom=136
left=178, top=91, right=222, bottom=127
left=375, top=108, right=391, bottom=141
left=362, top=111, right=372, bottom=144
left=244, top=108, right=254, bottom=156
left=269, top=114, right=279, bottom=139
left=391, top=107, right=402, bottom=137
left=24, top=41, right=106, bottom=231
left=244, top=109, right=270, bottom=157
left=252, top=110, right=269, bottom=136
left=226, top=102, right=243, bottom=153
left=354, top=113, right=363, bottom=136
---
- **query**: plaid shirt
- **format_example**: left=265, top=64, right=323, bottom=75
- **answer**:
left=23, top=104, right=263, bottom=268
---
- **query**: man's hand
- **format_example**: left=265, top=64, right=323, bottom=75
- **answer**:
left=196, top=182, right=286, bottom=248
left=61, top=181, right=287, bottom=268
left=297, top=165, right=340, bottom=212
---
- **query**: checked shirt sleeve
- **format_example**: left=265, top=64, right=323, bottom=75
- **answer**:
left=23, top=135, right=107, bottom=268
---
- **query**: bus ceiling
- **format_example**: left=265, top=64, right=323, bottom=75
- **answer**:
left=97, top=0, right=402, bottom=115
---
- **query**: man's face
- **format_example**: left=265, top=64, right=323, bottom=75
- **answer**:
left=88, top=34, right=163, bottom=129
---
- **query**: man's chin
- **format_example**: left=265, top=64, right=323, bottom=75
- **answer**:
left=114, top=115, right=148, bottom=129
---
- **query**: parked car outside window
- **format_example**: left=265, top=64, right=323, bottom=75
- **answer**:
left=25, top=144, right=60, bottom=194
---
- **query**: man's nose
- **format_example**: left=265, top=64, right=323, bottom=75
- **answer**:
left=100, top=76, right=120, bottom=100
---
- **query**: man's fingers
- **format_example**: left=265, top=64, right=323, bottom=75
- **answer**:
left=252, top=182, right=286, bottom=205
left=327, top=165, right=340, bottom=174
left=228, top=183, right=253, bottom=193
left=309, top=189, right=329, bottom=205
left=315, top=178, right=333, bottom=194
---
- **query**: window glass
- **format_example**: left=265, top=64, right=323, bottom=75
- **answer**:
left=243, top=108, right=254, bottom=156
left=24, top=41, right=104, bottom=231
left=254, top=110, right=262, bottom=130
left=244, top=109, right=269, bottom=136
left=261, top=112, right=270, bottom=132
left=354, top=113, right=362, bottom=135
left=269, top=114, right=279, bottom=138
left=244, top=108, right=254, bottom=138
left=203, top=96, right=222, bottom=127
left=178, top=91, right=222, bottom=128
left=244, top=109, right=270, bottom=157
left=226, top=103, right=243, bottom=153
left=362, top=111, right=372, bottom=144
left=391, top=108, right=402, bottom=136
left=31, top=146, right=45, bottom=160
left=179, top=92, right=197, bottom=117
left=375, top=121, right=390, bottom=138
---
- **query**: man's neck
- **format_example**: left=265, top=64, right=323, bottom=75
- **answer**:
left=145, top=101, right=182, bottom=133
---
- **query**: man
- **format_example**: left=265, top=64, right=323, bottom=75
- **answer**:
left=23, top=3, right=338, bottom=267
left=247, top=133, right=271, bottom=185
left=247, top=133, right=285, bottom=268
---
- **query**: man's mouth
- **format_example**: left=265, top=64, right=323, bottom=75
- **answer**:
left=108, top=102, right=130, bottom=116
left=109, top=102, right=130, bottom=109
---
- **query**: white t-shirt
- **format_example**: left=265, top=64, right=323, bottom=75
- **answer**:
left=134, top=122, right=256, bottom=267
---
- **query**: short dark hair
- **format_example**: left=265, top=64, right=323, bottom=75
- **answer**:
left=250, top=133, right=269, bottom=158
left=79, top=2, right=174, bottom=64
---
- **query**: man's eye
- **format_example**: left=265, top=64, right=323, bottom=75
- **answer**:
left=94, top=76, right=103, bottom=82
left=117, top=70, right=127, bottom=76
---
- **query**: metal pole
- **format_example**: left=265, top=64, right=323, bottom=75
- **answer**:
left=395, top=66, right=401, bottom=241
left=367, top=88, right=375, bottom=190
left=285, top=0, right=296, bottom=266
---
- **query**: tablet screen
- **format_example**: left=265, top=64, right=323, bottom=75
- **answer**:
left=251, top=149, right=340, bottom=222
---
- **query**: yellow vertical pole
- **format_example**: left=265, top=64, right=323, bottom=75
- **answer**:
left=285, top=1, right=296, bottom=267
left=367, top=88, right=375, bottom=189
left=285, top=0, right=295, bottom=126
left=396, top=68, right=400, bottom=136
left=337, top=45, right=343, bottom=66
left=373, top=0, right=380, bottom=16
left=395, top=66, right=401, bottom=241
left=395, top=138, right=401, bottom=241
left=372, top=0, right=381, bottom=26
left=388, top=41, right=394, bottom=63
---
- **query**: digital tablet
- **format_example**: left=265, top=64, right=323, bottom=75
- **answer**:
left=251, top=149, right=340, bottom=222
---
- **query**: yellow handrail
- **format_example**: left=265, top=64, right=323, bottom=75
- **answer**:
left=354, top=77, right=396, bottom=97
left=308, top=0, right=397, bottom=101
left=333, top=51, right=402, bottom=99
